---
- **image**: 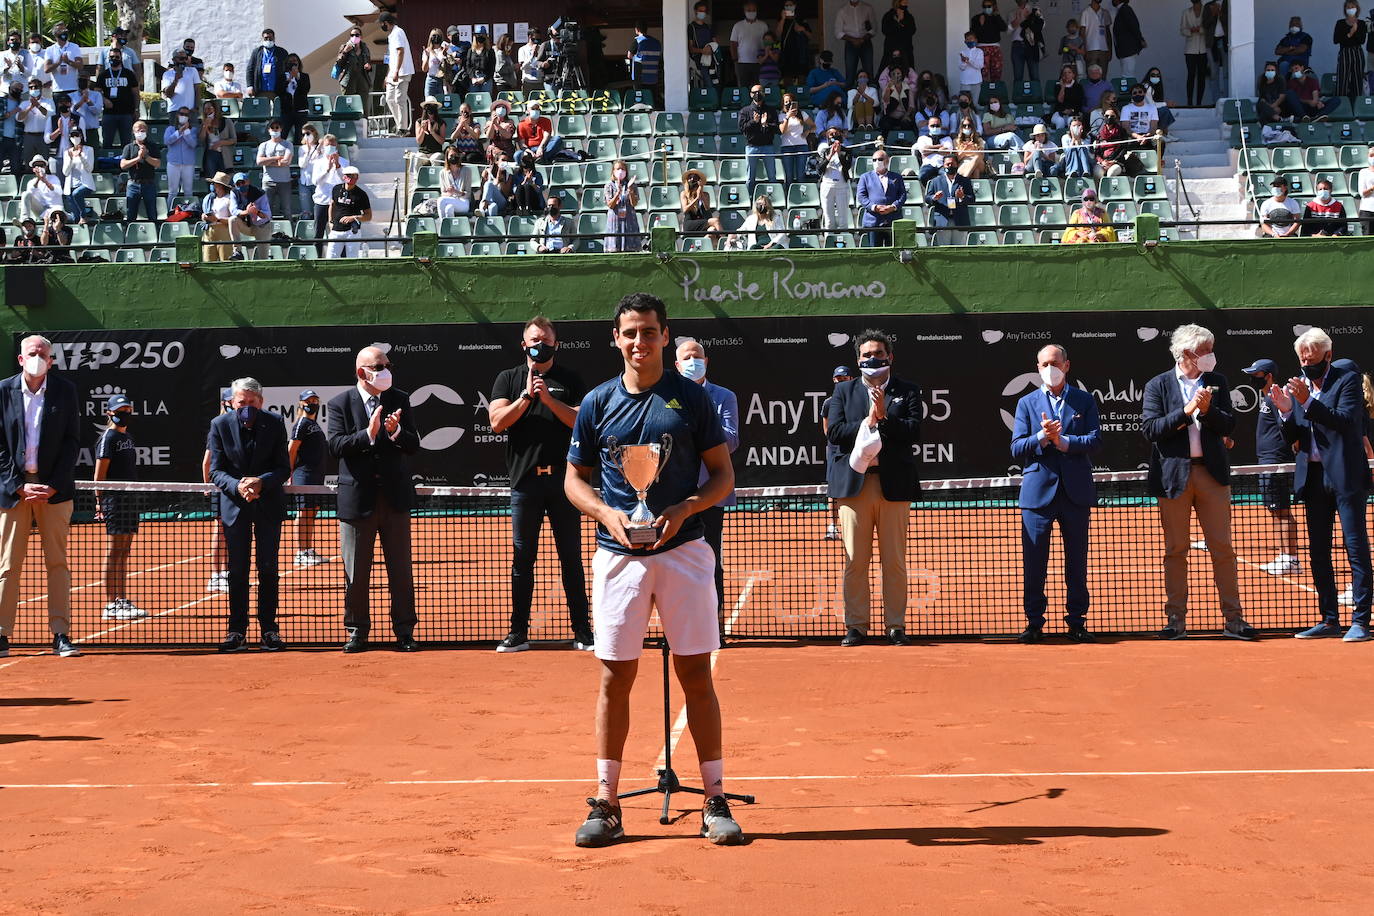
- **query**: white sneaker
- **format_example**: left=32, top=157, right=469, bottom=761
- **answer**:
left=206, top=571, right=229, bottom=593
left=1338, top=587, right=1354, bottom=606
left=1261, top=554, right=1301, bottom=576
left=101, top=599, right=126, bottom=620
left=117, top=600, right=148, bottom=620
left=824, top=524, right=839, bottom=541
left=1190, top=540, right=1208, bottom=551
left=299, top=549, right=328, bottom=567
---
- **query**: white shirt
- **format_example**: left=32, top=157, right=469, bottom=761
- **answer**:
left=1280, top=367, right=1329, bottom=461
left=958, top=46, right=985, bottom=84
left=835, top=2, right=876, bottom=40
left=1175, top=370, right=1205, bottom=458
left=26, top=174, right=64, bottom=211
left=1080, top=5, right=1111, bottom=52
left=518, top=43, right=541, bottom=82
left=21, top=377, right=46, bottom=473
left=18, top=98, right=50, bottom=134
left=388, top=26, right=414, bottom=77
left=730, top=19, right=769, bottom=63
left=0, top=49, right=32, bottom=85
left=1359, top=166, right=1374, bottom=214
left=209, top=192, right=233, bottom=220
left=311, top=154, right=350, bottom=206
left=215, top=78, right=244, bottom=97
left=43, top=41, right=83, bottom=92
left=1037, top=385, right=1069, bottom=449
left=914, top=134, right=952, bottom=168
left=1121, top=101, right=1158, bottom=136
left=161, top=67, right=201, bottom=112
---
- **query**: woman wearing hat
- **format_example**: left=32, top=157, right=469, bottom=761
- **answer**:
left=485, top=102, right=517, bottom=167
left=680, top=169, right=723, bottom=247
left=200, top=171, right=235, bottom=261
left=94, top=394, right=146, bottom=621
left=22, top=155, right=63, bottom=220
left=1062, top=188, right=1117, bottom=244
left=414, top=96, right=447, bottom=166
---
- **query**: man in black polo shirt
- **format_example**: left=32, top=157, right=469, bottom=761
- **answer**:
left=488, top=316, right=592, bottom=653
left=98, top=50, right=140, bottom=149
left=289, top=388, right=328, bottom=568
left=119, top=119, right=160, bottom=222
left=1245, top=357, right=1301, bottom=576
left=326, top=165, right=370, bottom=258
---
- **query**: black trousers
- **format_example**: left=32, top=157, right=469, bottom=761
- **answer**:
left=224, top=512, right=282, bottom=635
left=508, top=471, right=589, bottom=633
left=1184, top=53, right=1208, bottom=107
left=340, top=490, right=417, bottom=636
left=701, top=504, right=726, bottom=623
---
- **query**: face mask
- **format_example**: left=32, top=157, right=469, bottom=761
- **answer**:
left=784, top=8, right=796, bottom=17
left=236, top=405, right=260, bottom=425
left=1290, top=26, right=1301, bottom=34
left=7, top=41, right=17, bottom=50
left=366, top=367, right=393, bottom=391
left=269, top=129, right=281, bottom=139
left=1104, top=115, right=1117, bottom=124
left=1149, top=76, right=1161, bottom=84
left=27, top=88, right=38, bottom=98
left=29, top=43, right=40, bottom=54
left=983, top=5, right=994, bottom=12
left=858, top=357, right=891, bottom=380
left=678, top=357, right=706, bottom=382
left=113, top=414, right=133, bottom=429
left=1193, top=352, right=1217, bottom=373
left=1040, top=365, right=1065, bottom=388
left=1348, top=8, right=1359, bottom=17
left=22, top=354, right=47, bottom=377
left=745, top=11, right=757, bottom=21
left=965, top=40, right=977, bottom=48
left=1319, top=189, right=1333, bottom=202
left=134, top=130, right=147, bottom=141
left=1301, top=360, right=1328, bottom=381
left=302, top=403, right=318, bottom=416
left=322, top=145, right=337, bottom=156
left=1132, top=95, right=1145, bottom=104
left=874, top=159, right=889, bottom=173
left=959, top=98, right=971, bottom=108
left=179, top=114, right=189, bottom=124
left=857, top=77, right=868, bottom=86
left=262, top=40, right=275, bottom=48
left=525, top=342, right=556, bottom=362
left=696, top=12, right=707, bottom=21
left=71, top=135, right=81, bottom=145
left=989, top=102, right=1001, bottom=112
left=614, top=168, right=627, bottom=180
left=929, top=127, right=944, bottom=137
left=1264, top=70, right=1276, bottom=79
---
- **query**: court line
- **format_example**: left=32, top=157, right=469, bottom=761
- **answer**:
left=5, top=767, right=1372, bottom=791
left=17, top=551, right=213, bottom=608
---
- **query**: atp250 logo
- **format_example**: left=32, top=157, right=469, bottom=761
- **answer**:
left=51, top=340, right=187, bottom=371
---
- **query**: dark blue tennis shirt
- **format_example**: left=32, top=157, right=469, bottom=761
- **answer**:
left=569, top=369, right=726, bottom=556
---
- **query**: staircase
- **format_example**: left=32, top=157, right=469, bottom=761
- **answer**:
left=1161, top=106, right=1250, bottom=240
left=343, top=133, right=411, bottom=257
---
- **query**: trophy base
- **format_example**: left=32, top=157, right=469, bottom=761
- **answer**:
left=625, top=524, right=661, bottom=546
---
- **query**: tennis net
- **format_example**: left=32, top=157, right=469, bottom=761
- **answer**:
left=3, top=466, right=1357, bottom=647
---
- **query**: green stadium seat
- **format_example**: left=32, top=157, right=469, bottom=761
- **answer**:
left=621, top=113, right=652, bottom=136
left=472, top=216, right=506, bottom=238
left=575, top=238, right=605, bottom=253
left=1296, top=123, right=1331, bottom=145
left=1106, top=200, right=1138, bottom=224
left=146, top=99, right=170, bottom=122
left=787, top=183, right=820, bottom=208
left=549, top=163, right=583, bottom=187
left=1032, top=202, right=1067, bottom=226
left=91, top=223, right=124, bottom=247
left=993, top=178, right=1028, bottom=204
left=523, top=90, right=554, bottom=109
left=760, top=86, right=782, bottom=108
left=1026, top=176, right=1062, bottom=201
left=686, top=135, right=718, bottom=155
left=678, top=235, right=714, bottom=252
left=306, top=94, right=331, bottom=119
left=683, top=159, right=718, bottom=182
left=587, top=113, right=617, bottom=136
left=331, top=95, right=364, bottom=120
left=438, top=217, right=471, bottom=238
left=503, top=241, right=533, bottom=255
left=1305, top=146, right=1339, bottom=171
left=1229, top=124, right=1258, bottom=148
left=1332, top=121, right=1366, bottom=145
left=1321, top=73, right=1338, bottom=96
left=967, top=178, right=994, bottom=202
left=824, top=232, right=857, bottom=249
left=621, top=88, right=655, bottom=111
left=648, top=186, right=678, bottom=210
left=789, top=233, right=820, bottom=249
left=579, top=187, right=604, bottom=210
left=978, top=81, right=1006, bottom=106
left=437, top=242, right=467, bottom=257
left=114, top=247, right=146, bottom=263
left=722, top=135, right=750, bottom=156
left=887, top=130, right=916, bottom=147
left=997, top=204, right=1032, bottom=227
left=718, top=183, right=748, bottom=208
left=507, top=216, right=536, bottom=238
left=1356, top=96, right=1374, bottom=121
left=1000, top=229, right=1035, bottom=245
left=406, top=217, right=438, bottom=238
left=1219, top=98, right=1256, bottom=124
left=585, top=138, right=617, bottom=161
left=576, top=213, right=607, bottom=236
left=754, top=182, right=784, bottom=205
left=1098, top=176, right=1133, bottom=202
left=967, top=204, right=995, bottom=227
left=1137, top=199, right=1174, bottom=221
left=415, top=166, right=441, bottom=190
left=1313, top=171, right=1349, bottom=195
left=67, top=226, right=91, bottom=247
left=689, top=86, right=719, bottom=111
left=721, top=86, right=748, bottom=110
left=327, top=121, right=359, bottom=144
left=718, top=209, right=747, bottom=231
left=965, top=230, right=998, bottom=245
left=495, top=90, right=525, bottom=111
left=1240, top=148, right=1273, bottom=172
left=464, top=92, right=492, bottom=115
left=556, top=89, right=592, bottom=114
left=557, top=114, right=588, bottom=138
left=984, top=150, right=1017, bottom=176
left=647, top=211, right=680, bottom=231
left=619, top=137, right=650, bottom=159
left=293, top=220, right=318, bottom=241
left=0, top=174, right=18, bottom=197
left=651, top=159, right=684, bottom=184
left=590, top=89, right=623, bottom=113
left=148, top=247, right=176, bottom=262
left=287, top=245, right=317, bottom=259
left=1110, top=77, right=1133, bottom=95
left=1040, top=79, right=1059, bottom=103
left=1134, top=174, right=1166, bottom=200
left=548, top=190, right=581, bottom=215
left=1271, top=147, right=1305, bottom=172
left=468, top=241, right=501, bottom=256
left=239, top=97, right=276, bottom=120
left=215, top=98, right=242, bottom=119
left=1039, top=230, right=1063, bottom=244
left=1010, top=81, right=1039, bottom=105
left=1327, top=98, right=1354, bottom=121
left=686, top=111, right=719, bottom=135
left=159, top=221, right=193, bottom=242
left=1339, top=145, right=1369, bottom=168
left=582, top=162, right=609, bottom=187
left=653, top=112, right=685, bottom=136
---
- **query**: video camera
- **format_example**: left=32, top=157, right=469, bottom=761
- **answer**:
left=549, top=17, right=581, bottom=56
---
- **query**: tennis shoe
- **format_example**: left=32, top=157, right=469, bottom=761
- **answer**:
left=574, top=797, right=624, bottom=847
left=294, top=549, right=328, bottom=567
left=217, top=632, right=248, bottom=652
left=1190, top=540, right=1208, bottom=551
left=841, top=627, right=865, bottom=647
left=101, top=599, right=126, bottom=620
left=1343, top=622, right=1371, bottom=642
left=824, top=524, right=839, bottom=540
left=1222, top=621, right=1260, bottom=641
left=0, top=634, right=8, bottom=657
left=260, top=631, right=287, bottom=651
left=701, top=795, right=744, bottom=845
left=53, top=634, right=82, bottom=657
left=1295, top=622, right=1343, bottom=639
left=118, top=600, right=148, bottom=620
left=573, top=627, right=595, bottom=652
left=206, top=571, right=229, bottom=593
left=1261, top=554, right=1301, bottom=576
left=1158, top=625, right=1187, bottom=640
left=497, top=631, right=530, bottom=653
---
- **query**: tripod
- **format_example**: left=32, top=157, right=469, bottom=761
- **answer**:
left=618, top=638, right=755, bottom=825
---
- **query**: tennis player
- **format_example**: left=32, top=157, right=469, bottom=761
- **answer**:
left=565, top=292, right=742, bottom=847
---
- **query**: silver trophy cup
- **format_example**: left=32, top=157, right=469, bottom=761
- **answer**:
left=607, top=435, right=673, bottom=545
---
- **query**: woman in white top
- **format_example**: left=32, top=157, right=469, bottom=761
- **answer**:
left=200, top=173, right=235, bottom=262
left=730, top=194, right=787, bottom=249
left=62, top=129, right=96, bottom=223
left=1357, top=146, right=1374, bottom=237
left=310, top=134, right=349, bottom=253
left=22, top=156, right=65, bottom=220
left=422, top=28, right=446, bottom=100
left=816, top=127, right=852, bottom=233
left=778, top=92, right=813, bottom=187
left=847, top=73, right=880, bottom=131
left=436, top=150, right=472, bottom=218
left=296, top=124, right=323, bottom=218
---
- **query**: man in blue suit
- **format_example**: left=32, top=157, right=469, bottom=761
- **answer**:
left=208, top=377, right=290, bottom=652
left=1010, top=344, right=1102, bottom=643
left=856, top=149, right=905, bottom=248
left=1141, top=324, right=1258, bottom=641
left=1268, top=328, right=1373, bottom=642
left=924, top=152, right=975, bottom=246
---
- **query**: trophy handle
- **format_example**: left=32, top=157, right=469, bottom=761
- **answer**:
left=656, top=434, right=673, bottom=478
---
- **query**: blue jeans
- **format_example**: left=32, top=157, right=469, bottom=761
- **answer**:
left=425, top=75, right=445, bottom=99
left=298, top=182, right=314, bottom=217
left=843, top=39, right=873, bottom=87
left=537, top=133, right=577, bottom=164
left=1302, top=476, right=1372, bottom=626
left=745, top=143, right=777, bottom=199
left=64, top=187, right=91, bottom=223
left=509, top=472, right=589, bottom=634
left=125, top=179, right=157, bottom=221
left=1055, top=146, right=1095, bottom=177
left=1027, top=151, right=1058, bottom=177
left=1021, top=491, right=1091, bottom=627
left=780, top=143, right=809, bottom=186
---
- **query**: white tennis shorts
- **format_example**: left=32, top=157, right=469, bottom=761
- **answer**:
left=591, top=538, right=720, bottom=661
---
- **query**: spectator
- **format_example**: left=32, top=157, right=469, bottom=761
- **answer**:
left=1058, top=116, right=1095, bottom=177
left=422, top=28, right=447, bottom=99
left=511, top=153, right=545, bottom=215
left=201, top=172, right=236, bottom=261
left=956, top=31, right=985, bottom=99
left=681, top=168, right=724, bottom=245
left=327, top=165, right=370, bottom=258
left=9, top=217, right=38, bottom=260
left=778, top=3, right=813, bottom=82
left=296, top=124, right=322, bottom=219
left=518, top=101, right=579, bottom=164
left=628, top=22, right=662, bottom=101
left=1179, top=0, right=1207, bottom=107
left=0, top=82, right=22, bottom=174
left=98, top=28, right=137, bottom=72
left=519, top=28, right=545, bottom=94
left=1112, top=0, right=1146, bottom=79
left=847, top=71, right=879, bottom=130
left=914, top=116, right=953, bottom=181
left=1013, top=0, right=1047, bottom=83
left=604, top=159, right=642, bottom=252
left=414, top=96, right=447, bottom=166
left=230, top=171, right=273, bottom=260
left=532, top=198, right=574, bottom=253
left=1080, top=0, right=1112, bottom=74
left=98, top=51, right=139, bottom=149
left=442, top=26, right=471, bottom=96
left=1358, top=145, right=1374, bottom=236
left=94, top=394, right=145, bottom=621
left=778, top=93, right=813, bottom=187
left=436, top=150, right=472, bottom=218
left=1259, top=176, right=1301, bottom=238
left=492, top=34, right=519, bottom=94
left=334, top=25, right=372, bottom=116
left=0, top=31, right=31, bottom=87
left=1287, top=63, right=1338, bottom=120
left=42, top=22, right=83, bottom=95
left=815, top=92, right=848, bottom=137
left=1091, top=89, right=1118, bottom=130
left=22, top=156, right=62, bottom=219
left=1062, top=188, right=1117, bottom=243
left=688, top=3, right=716, bottom=87
left=72, top=77, right=101, bottom=140
left=26, top=35, right=52, bottom=96
left=1256, top=62, right=1290, bottom=123
left=163, top=106, right=197, bottom=209
left=1276, top=16, right=1313, bottom=69
left=733, top=3, right=769, bottom=87
left=970, top=1, right=1008, bottom=82
left=738, top=84, right=779, bottom=199
left=1335, top=4, right=1367, bottom=103
left=983, top=95, right=1022, bottom=150
left=16, top=78, right=50, bottom=170
left=807, top=49, right=846, bottom=109
left=1082, top=63, right=1110, bottom=111
left=1021, top=122, right=1059, bottom=177
left=38, top=208, right=72, bottom=263
left=1120, top=83, right=1159, bottom=144
left=289, top=390, right=328, bottom=569
left=916, top=69, right=949, bottom=107
left=247, top=28, right=290, bottom=105
left=880, top=1, right=916, bottom=75
left=485, top=101, right=518, bottom=167
left=758, top=30, right=782, bottom=87
left=175, top=37, right=206, bottom=78
left=1058, top=19, right=1086, bottom=75
left=941, top=91, right=982, bottom=136
left=924, top=152, right=972, bottom=245
left=44, top=96, right=80, bottom=181
left=953, top=114, right=987, bottom=178
left=255, top=119, right=293, bottom=221
left=310, top=134, right=349, bottom=251
left=378, top=12, right=414, bottom=137
left=1050, top=64, right=1086, bottom=131
left=1243, top=358, right=1302, bottom=576
left=1142, top=67, right=1177, bottom=133
left=208, top=377, right=290, bottom=653
left=1095, top=105, right=1129, bottom=175
left=836, top=0, right=877, bottom=86
left=732, top=193, right=787, bottom=249
left=879, top=66, right=917, bottom=134
left=1301, top=179, right=1349, bottom=236
left=281, top=55, right=311, bottom=142
left=200, top=100, right=237, bottom=177
left=478, top=163, right=513, bottom=216
left=61, top=129, right=93, bottom=224
left=121, top=120, right=160, bottom=221
left=214, top=63, right=244, bottom=98
left=466, top=31, right=495, bottom=94
left=858, top=149, right=906, bottom=247
left=162, top=49, right=201, bottom=115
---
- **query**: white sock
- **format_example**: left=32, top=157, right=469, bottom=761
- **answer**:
left=596, top=759, right=621, bottom=801
left=700, top=758, right=724, bottom=799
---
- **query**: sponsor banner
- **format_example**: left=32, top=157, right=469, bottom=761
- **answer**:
left=24, top=310, right=1368, bottom=487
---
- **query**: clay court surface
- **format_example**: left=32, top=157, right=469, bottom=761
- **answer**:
left=4, top=639, right=1374, bottom=914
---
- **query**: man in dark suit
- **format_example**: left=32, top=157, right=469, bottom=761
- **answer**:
left=0, top=334, right=81, bottom=659
left=924, top=152, right=975, bottom=246
left=826, top=329, right=921, bottom=646
left=1141, top=324, right=1257, bottom=641
left=1010, top=344, right=1103, bottom=643
left=208, top=377, right=290, bottom=652
left=1268, top=328, right=1373, bottom=642
left=856, top=148, right=906, bottom=248
left=326, top=346, right=421, bottom=652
